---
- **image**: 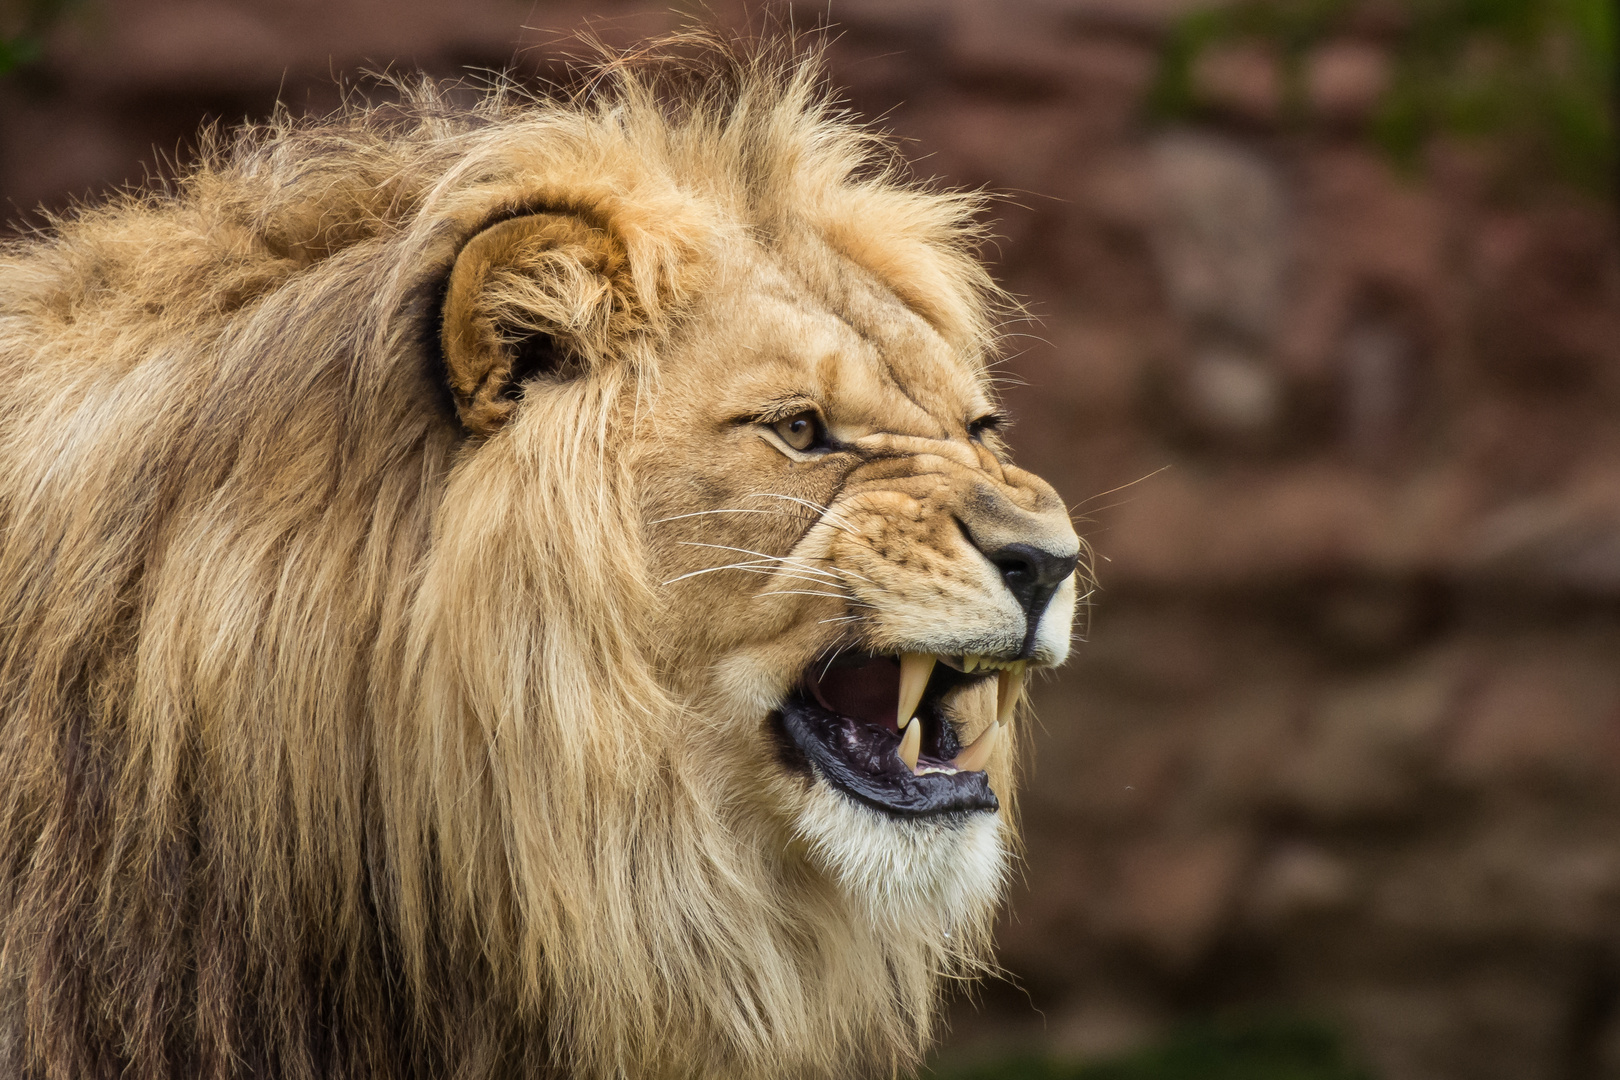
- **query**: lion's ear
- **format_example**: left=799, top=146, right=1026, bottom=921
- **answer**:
left=440, top=212, right=630, bottom=435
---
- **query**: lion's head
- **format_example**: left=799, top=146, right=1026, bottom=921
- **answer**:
left=0, top=37, right=1083, bottom=1080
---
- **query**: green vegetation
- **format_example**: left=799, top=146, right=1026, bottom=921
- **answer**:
left=1151, top=0, right=1617, bottom=196
left=929, top=1015, right=1375, bottom=1080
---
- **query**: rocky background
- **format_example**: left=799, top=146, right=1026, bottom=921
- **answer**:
left=3, top=2, right=1617, bottom=1078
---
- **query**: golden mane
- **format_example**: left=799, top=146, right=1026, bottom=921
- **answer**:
left=0, top=32, right=1071, bottom=1080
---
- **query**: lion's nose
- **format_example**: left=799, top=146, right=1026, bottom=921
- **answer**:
left=985, top=542, right=1078, bottom=621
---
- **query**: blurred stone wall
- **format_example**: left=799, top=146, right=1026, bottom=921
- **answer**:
left=5, top=3, right=1619, bottom=1078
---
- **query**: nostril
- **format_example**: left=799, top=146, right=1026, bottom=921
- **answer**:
left=989, top=543, right=1079, bottom=595
left=991, top=550, right=1037, bottom=589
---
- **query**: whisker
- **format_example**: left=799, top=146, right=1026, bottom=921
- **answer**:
left=659, top=500, right=871, bottom=581
left=745, top=492, right=859, bottom=535
left=1069, top=466, right=1170, bottom=513
left=753, top=589, right=850, bottom=601
left=738, top=568, right=855, bottom=586
left=677, top=541, right=846, bottom=581
left=817, top=642, right=856, bottom=681
left=648, top=508, right=782, bottom=525
left=664, top=561, right=819, bottom=585
left=677, top=540, right=829, bottom=563
left=814, top=564, right=875, bottom=584
left=663, top=563, right=846, bottom=587
left=662, top=563, right=759, bottom=585
left=747, top=491, right=834, bottom=514
left=752, top=549, right=876, bottom=585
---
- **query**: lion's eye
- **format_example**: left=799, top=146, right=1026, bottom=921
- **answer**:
left=772, top=412, right=826, bottom=453
left=967, top=413, right=1005, bottom=441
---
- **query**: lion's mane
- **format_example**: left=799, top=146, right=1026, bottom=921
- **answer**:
left=0, top=36, right=1010, bottom=1080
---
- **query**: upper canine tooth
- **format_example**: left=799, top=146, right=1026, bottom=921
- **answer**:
left=996, top=662, right=1026, bottom=728
left=953, top=720, right=1001, bottom=773
left=897, top=717, right=922, bottom=773
left=897, top=653, right=935, bottom=729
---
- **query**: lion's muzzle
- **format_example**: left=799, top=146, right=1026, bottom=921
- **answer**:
left=820, top=434, right=1083, bottom=668
left=769, top=434, right=1083, bottom=818
left=956, top=479, right=1082, bottom=658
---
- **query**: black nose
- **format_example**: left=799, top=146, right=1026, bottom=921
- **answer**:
left=987, top=542, right=1079, bottom=620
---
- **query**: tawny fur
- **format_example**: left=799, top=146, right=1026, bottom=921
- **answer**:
left=0, top=35, right=1081, bottom=1080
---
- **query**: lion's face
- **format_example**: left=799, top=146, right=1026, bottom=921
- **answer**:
left=633, top=233, right=1080, bottom=924
left=424, top=102, right=1086, bottom=1068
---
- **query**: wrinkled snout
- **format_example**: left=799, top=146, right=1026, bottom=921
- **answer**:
left=815, top=435, right=1083, bottom=666
left=957, top=472, right=1081, bottom=655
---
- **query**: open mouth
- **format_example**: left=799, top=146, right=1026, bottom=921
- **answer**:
left=773, top=652, right=1024, bottom=818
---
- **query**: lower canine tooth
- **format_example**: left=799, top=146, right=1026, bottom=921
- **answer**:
left=953, top=720, right=1000, bottom=773
left=897, top=653, right=934, bottom=729
left=996, top=663, right=1026, bottom=727
left=897, top=717, right=921, bottom=773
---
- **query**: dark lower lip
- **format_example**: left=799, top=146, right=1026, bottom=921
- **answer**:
left=772, top=669, right=1000, bottom=818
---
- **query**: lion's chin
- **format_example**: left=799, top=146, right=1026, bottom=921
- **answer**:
left=793, top=780, right=1008, bottom=929
left=765, top=651, right=1013, bottom=927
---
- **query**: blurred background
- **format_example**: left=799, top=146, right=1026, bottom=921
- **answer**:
left=3, top=1, right=1616, bottom=1077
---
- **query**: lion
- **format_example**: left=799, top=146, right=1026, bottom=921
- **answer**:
left=0, top=35, right=1083, bottom=1080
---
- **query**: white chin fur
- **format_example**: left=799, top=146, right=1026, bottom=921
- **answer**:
left=793, top=777, right=1007, bottom=929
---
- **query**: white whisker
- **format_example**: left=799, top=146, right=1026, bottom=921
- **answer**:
left=817, top=643, right=854, bottom=681
left=747, top=491, right=833, bottom=514
left=662, top=564, right=755, bottom=585
left=746, top=492, right=858, bottom=535
left=815, top=563, right=875, bottom=584
left=649, top=508, right=782, bottom=525
left=678, top=542, right=845, bottom=581
left=663, top=562, right=847, bottom=587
